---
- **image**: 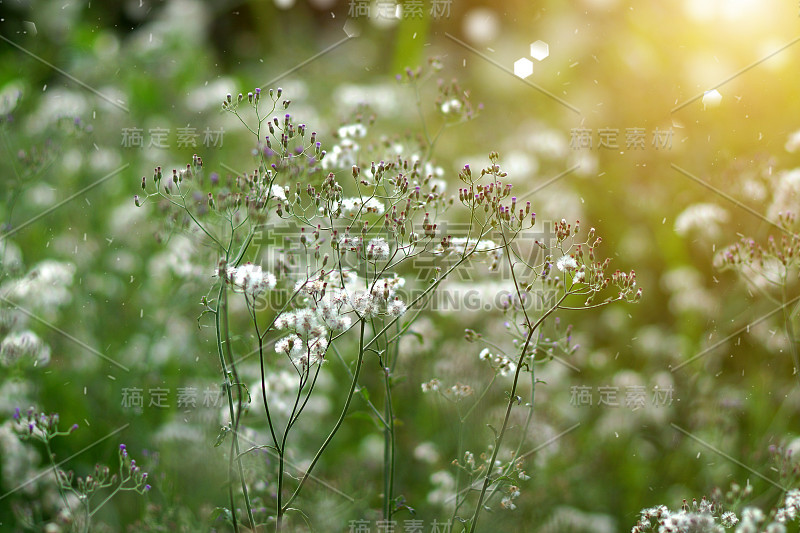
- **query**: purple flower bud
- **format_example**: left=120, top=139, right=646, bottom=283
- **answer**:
left=144, top=484, right=151, bottom=491
left=70, top=424, right=79, bottom=433
left=119, top=444, right=126, bottom=451
left=13, top=407, right=20, bottom=420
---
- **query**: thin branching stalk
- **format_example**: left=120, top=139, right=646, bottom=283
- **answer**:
left=281, top=321, right=367, bottom=512
left=467, top=292, right=568, bottom=532
left=782, top=285, right=800, bottom=389
left=215, top=281, right=255, bottom=532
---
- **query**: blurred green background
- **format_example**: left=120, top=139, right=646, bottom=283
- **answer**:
left=2, top=0, right=800, bottom=531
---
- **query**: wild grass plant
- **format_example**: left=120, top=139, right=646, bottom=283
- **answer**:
left=132, top=64, right=640, bottom=531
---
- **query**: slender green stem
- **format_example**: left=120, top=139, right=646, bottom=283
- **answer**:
left=43, top=439, right=71, bottom=520
left=282, top=321, right=367, bottom=511
left=467, top=292, right=568, bottom=533
left=782, top=286, right=800, bottom=389
left=215, top=282, right=251, bottom=532
left=222, top=286, right=256, bottom=531
left=483, top=363, right=537, bottom=509
left=330, top=343, right=388, bottom=428
left=382, top=362, right=395, bottom=520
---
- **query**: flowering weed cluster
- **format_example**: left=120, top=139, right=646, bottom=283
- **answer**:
left=132, top=60, right=641, bottom=532
left=9, top=408, right=150, bottom=532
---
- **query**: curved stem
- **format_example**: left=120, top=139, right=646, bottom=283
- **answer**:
left=782, top=286, right=800, bottom=389
left=282, top=320, right=367, bottom=511
left=467, top=292, right=568, bottom=533
left=215, top=282, right=255, bottom=532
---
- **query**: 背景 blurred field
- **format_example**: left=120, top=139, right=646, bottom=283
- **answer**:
left=2, top=0, right=800, bottom=531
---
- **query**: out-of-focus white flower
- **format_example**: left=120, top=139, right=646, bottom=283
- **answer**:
left=522, top=128, right=568, bottom=159
left=26, top=89, right=87, bottom=133
left=2, top=260, right=75, bottom=310
left=187, top=78, right=236, bottom=112
left=0, top=240, right=23, bottom=274
left=765, top=522, right=787, bottom=533
left=335, top=197, right=385, bottom=217
left=1, top=330, right=50, bottom=367
left=322, top=139, right=360, bottom=170
left=674, top=203, right=729, bottom=239
left=768, top=168, right=800, bottom=220
left=661, top=266, right=716, bottom=315
left=741, top=507, right=765, bottom=524
left=413, top=442, right=440, bottom=464
left=333, top=83, right=408, bottom=116
left=786, top=129, right=800, bottom=153
left=151, top=235, right=207, bottom=280
left=538, top=506, right=616, bottom=533
left=0, top=420, right=40, bottom=494
left=440, top=98, right=461, bottom=114
left=337, top=123, right=367, bottom=139
left=426, top=470, right=455, bottom=505
left=153, top=421, right=204, bottom=443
